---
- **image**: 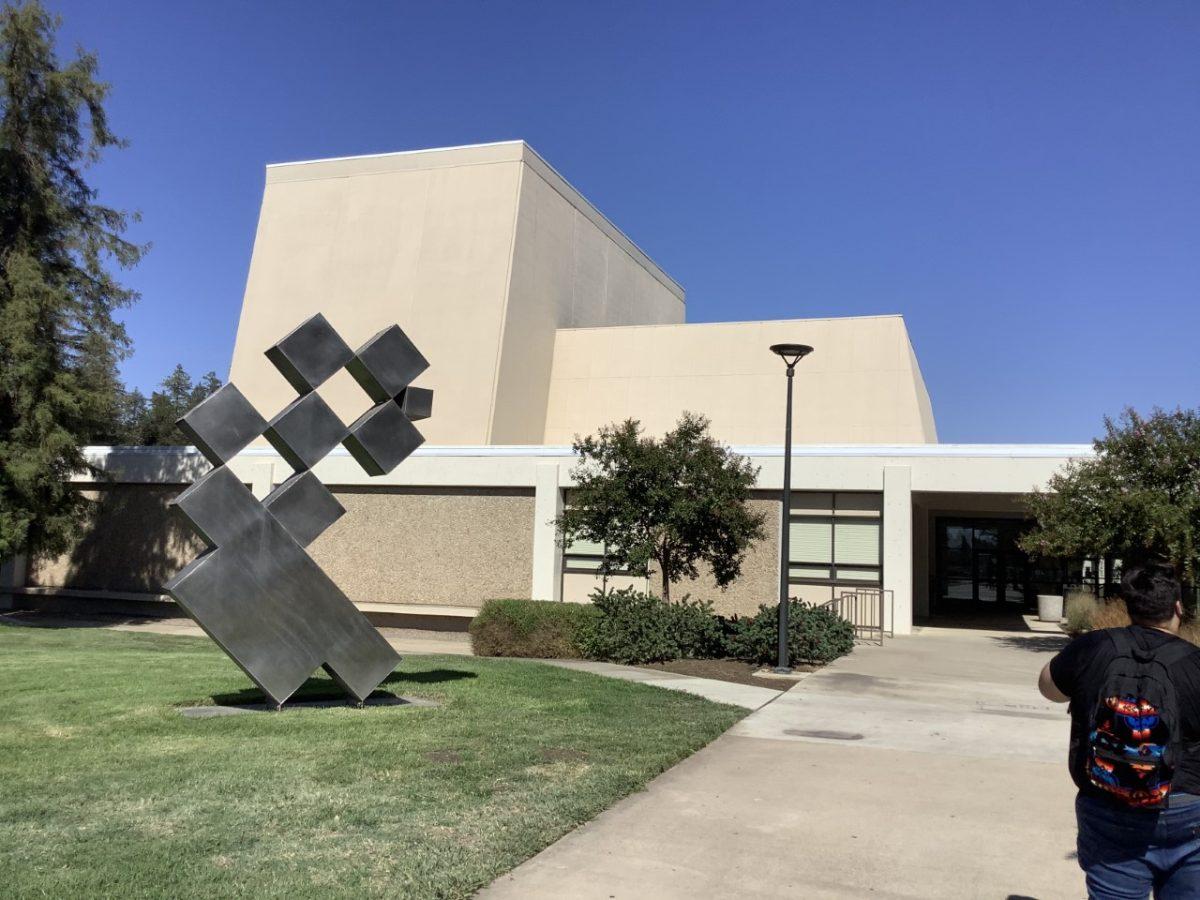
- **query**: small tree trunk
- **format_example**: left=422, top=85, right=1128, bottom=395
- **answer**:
left=658, top=546, right=671, bottom=602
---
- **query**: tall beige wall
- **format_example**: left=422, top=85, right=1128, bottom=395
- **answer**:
left=227, top=142, right=683, bottom=447
left=229, top=145, right=524, bottom=444
left=544, top=314, right=938, bottom=445
left=489, top=155, right=684, bottom=443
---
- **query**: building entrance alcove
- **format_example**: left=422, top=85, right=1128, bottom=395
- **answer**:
left=934, top=517, right=1036, bottom=617
left=914, top=492, right=1124, bottom=630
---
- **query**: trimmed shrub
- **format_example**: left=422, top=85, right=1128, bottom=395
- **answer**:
left=575, top=587, right=729, bottom=664
left=730, top=600, right=855, bottom=665
left=469, top=599, right=598, bottom=658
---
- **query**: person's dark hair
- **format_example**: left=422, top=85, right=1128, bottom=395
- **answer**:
left=1121, top=563, right=1182, bottom=624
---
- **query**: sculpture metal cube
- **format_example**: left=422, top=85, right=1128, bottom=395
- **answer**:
left=165, top=314, right=434, bottom=707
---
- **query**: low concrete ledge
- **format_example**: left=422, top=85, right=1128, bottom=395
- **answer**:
left=8, top=588, right=479, bottom=632
left=541, top=659, right=781, bottom=711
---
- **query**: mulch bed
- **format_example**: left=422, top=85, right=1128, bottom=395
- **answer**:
left=638, top=658, right=816, bottom=691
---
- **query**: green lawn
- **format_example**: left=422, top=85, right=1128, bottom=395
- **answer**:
left=0, top=623, right=744, bottom=899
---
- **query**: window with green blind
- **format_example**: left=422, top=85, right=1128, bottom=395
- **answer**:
left=788, top=493, right=881, bottom=585
left=563, top=534, right=609, bottom=572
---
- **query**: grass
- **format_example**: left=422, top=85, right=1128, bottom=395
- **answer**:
left=0, top=623, right=744, bottom=899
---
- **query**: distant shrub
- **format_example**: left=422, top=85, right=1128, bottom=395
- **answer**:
left=575, top=587, right=730, bottom=664
left=1064, top=590, right=1100, bottom=636
left=730, top=600, right=854, bottom=665
left=1090, top=598, right=1133, bottom=631
left=469, top=599, right=597, bottom=658
left=1060, top=592, right=1200, bottom=647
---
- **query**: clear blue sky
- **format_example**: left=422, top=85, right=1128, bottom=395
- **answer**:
left=48, top=1, right=1199, bottom=443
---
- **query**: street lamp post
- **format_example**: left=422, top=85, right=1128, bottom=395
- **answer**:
left=769, top=343, right=814, bottom=673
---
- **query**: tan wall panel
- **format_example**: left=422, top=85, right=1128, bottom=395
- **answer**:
left=562, top=571, right=650, bottom=604
left=27, top=485, right=202, bottom=593
left=309, top=487, right=535, bottom=606
left=228, top=160, right=522, bottom=444
left=544, top=315, right=938, bottom=445
left=489, top=164, right=684, bottom=444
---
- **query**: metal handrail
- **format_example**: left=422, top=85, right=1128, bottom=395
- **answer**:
left=821, top=589, right=894, bottom=645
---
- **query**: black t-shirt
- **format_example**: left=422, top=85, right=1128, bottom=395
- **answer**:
left=1050, top=625, right=1200, bottom=797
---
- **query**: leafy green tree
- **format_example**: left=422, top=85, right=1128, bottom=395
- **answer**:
left=0, top=1, right=143, bottom=559
left=556, top=412, right=766, bottom=602
left=1020, top=408, right=1200, bottom=589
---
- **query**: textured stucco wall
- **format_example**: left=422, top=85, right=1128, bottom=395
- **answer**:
left=308, top=487, right=535, bottom=606
left=27, top=484, right=203, bottom=593
left=670, top=496, right=782, bottom=617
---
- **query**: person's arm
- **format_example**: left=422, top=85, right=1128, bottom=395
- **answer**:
left=1040, top=632, right=1096, bottom=704
left=1039, top=661, right=1069, bottom=703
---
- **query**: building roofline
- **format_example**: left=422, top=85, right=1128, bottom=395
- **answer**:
left=263, top=140, right=685, bottom=301
left=554, top=312, right=907, bottom=334
left=85, top=443, right=1094, bottom=461
left=264, top=139, right=527, bottom=170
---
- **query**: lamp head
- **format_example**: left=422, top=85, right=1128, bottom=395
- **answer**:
left=769, top=343, right=814, bottom=368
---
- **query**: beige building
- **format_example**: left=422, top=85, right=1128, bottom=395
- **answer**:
left=228, top=142, right=936, bottom=448
left=2, top=142, right=1101, bottom=636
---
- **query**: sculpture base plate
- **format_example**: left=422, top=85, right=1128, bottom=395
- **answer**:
left=180, top=694, right=439, bottom=717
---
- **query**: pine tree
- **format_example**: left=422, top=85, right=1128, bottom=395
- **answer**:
left=0, top=1, right=143, bottom=559
left=142, top=365, right=193, bottom=445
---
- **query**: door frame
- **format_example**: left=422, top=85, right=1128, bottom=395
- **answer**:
left=932, top=516, right=1034, bottom=616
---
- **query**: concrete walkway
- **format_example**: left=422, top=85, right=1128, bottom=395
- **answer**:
left=1, top=612, right=476, bottom=657
left=483, top=626, right=1082, bottom=900
left=543, top=659, right=780, bottom=711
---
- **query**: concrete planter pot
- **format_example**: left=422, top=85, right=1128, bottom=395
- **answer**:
left=1037, top=594, right=1065, bottom=623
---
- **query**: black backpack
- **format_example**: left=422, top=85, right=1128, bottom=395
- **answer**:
left=1084, top=628, right=1193, bottom=809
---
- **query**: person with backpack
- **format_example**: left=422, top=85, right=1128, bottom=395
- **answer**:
left=1040, top=563, right=1200, bottom=899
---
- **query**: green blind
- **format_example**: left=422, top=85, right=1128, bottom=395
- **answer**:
left=790, top=565, right=833, bottom=580
left=567, top=536, right=605, bottom=556
left=834, top=521, right=880, bottom=565
left=789, top=519, right=832, bottom=564
left=836, top=568, right=880, bottom=583
left=566, top=556, right=605, bottom=571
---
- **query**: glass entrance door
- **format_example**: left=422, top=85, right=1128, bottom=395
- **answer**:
left=934, top=518, right=1033, bottom=614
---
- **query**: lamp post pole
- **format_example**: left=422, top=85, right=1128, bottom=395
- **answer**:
left=769, top=343, right=813, bottom=674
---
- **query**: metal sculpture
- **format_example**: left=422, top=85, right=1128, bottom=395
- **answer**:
left=165, top=314, right=433, bottom=707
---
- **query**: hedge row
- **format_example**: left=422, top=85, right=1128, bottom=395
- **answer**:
left=468, top=598, right=598, bottom=658
left=468, top=588, right=854, bottom=665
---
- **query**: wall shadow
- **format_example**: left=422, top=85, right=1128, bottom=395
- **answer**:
left=30, top=450, right=211, bottom=595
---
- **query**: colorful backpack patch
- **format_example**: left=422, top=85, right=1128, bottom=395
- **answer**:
left=1086, top=630, right=1191, bottom=809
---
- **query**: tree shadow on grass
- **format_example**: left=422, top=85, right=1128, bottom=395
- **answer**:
left=382, top=668, right=477, bottom=686
left=208, top=668, right=477, bottom=706
left=990, top=634, right=1070, bottom=653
